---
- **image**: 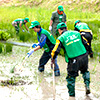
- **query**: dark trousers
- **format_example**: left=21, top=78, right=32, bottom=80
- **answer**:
left=66, top=53, right=90, bottom=96
left=38, top=51, right=59, bottom=72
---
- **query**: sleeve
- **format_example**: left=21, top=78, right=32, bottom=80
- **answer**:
left=64, top=13, right=67, bottom=22
left=38, top=34, right=47, bottom=48
left=51, top=12, right=55, bottom=21
left=81, top=35, right=92, bottom=54
left=74, top=27, right=80, bottom=31
left=51, top=39, right=62, bottom=59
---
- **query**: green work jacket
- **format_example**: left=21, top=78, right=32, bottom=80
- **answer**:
left=51, top=11, right=66, bottom=36
left=58, top=30, right=86, bottom=62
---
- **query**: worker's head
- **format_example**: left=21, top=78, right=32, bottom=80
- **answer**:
left=57, top=5, right=63, bottom=15
left=29, top=21, right=41, bottom=32
left=24, top=18, right=29, bottom=23
left=74, top=20, right=80, bottom=27
left=56, top=22, right=67, bottom=35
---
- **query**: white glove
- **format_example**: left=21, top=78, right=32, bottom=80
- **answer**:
left=22, top=30, right=25, bottom=32
left=27, top=49, right=34, bottom=57
left=49, top=26, right=52, bottom=31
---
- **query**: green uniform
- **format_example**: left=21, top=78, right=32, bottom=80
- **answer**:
left=37, top=28, right=56, bottom=52
left=58, top=30, right=86, bottom=62
left=12, top=18, right=26, bottom=34
left=74, top=22, right=93, bottom=57
left=75, top=23, right=90, bottom=30
left=51, top=11, right=66, bottom=36
left=52, top=30, right=90, bottom=96
left=14, top=18, right=25, bottom=27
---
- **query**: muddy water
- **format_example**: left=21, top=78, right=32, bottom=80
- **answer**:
left=0, top=46, right=100, bottom=100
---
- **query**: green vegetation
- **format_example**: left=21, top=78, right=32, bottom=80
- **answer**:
left=0, top=30, right=12, bottom=53
left=0, top=0, right=100, bottom=57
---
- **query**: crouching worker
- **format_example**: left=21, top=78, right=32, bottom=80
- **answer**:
left=51, top=22, right=91, bottom=98
left=12, top=17, right=30, bottom=34
left=74, top=20, right=93, bottom=58
left=27, top=21, right=60, bottom=76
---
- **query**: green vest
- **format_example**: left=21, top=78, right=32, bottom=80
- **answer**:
left=37, top=28, right=56, bottom=52
left=75, top=23, right=90, bottom=30
left=14, top=19, right=25, bottom=26
left=58, top=31, right=86, bottom=62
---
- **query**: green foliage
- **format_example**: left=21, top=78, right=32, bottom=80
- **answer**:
left=19, top=31, right=29, bottom=42
left=0, top=30, right=11, bottom=41
left=86, top=20, right=100, bottom=40
left=0, top=5, right=100, bottom=57
left=5, top=44, right=12, bottom=52
left=0, top=43, right=3, bottom=53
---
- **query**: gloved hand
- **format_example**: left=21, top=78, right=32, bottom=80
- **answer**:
left=27, top=49, right=34, bottom=57
left=28, top=31, right=30, bottom=33
left=49, top=26, right=52, bottom=31
left=22, top=30, right=25, bottom=32
left=32, top=44, right=38, bottom=48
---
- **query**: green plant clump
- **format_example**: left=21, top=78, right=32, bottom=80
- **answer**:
left=0, top=43, right=3, bottom=53
left=6, top=44, right=12, bottom=52
left=0, top=30, right=11, bottom=41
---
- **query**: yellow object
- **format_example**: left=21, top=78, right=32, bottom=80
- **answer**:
left=51, top=39, right=60, bottom=58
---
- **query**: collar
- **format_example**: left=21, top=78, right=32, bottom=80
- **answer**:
left=62, top=30, right=67, bottom=34
left=37, top=28, right=42, bottom=35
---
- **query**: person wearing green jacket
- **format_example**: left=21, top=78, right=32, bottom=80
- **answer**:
left=74, top=20, right=93, bottom=58
left=51, top=22, right=91, bottom=99
left=12, top=17, right=30, bottom=34
left=27, top=21, right=60, bottom=76
left=49, top=5, right=67, bottom=37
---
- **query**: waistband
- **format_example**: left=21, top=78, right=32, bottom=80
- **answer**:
left=69, top=52, right=88, bottom=60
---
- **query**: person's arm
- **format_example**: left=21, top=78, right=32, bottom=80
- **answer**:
left=64, top=13, right=67, bottom=25
left=25, top=24, right=29, bottom=31
left=51, top=39, right=62, bottom=59
left=27, top=45, right=40, bottom=57
left=49, top=20, right=53, bottom=31
left=81, top=35, right=92, bottom=54
left=19, top=22, right=23, bottom=31
left=50, top=20, right=53, bottom=26
left=38, top=34, right=47, bottom=48
left=49, top=12, right=55, bottom=30
left=64, top=21, right=67, bottom=25
left=33, top=45, right=41, bottom=51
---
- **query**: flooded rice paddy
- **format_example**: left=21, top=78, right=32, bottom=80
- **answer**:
left=0, top=46, right=100, bottom=100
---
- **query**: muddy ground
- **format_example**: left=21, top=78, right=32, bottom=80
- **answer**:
left=0, top=46, right=100, bottom=100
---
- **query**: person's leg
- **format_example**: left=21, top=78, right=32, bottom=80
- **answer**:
left=82, top=33, right=93, bottom=58
left=66, top=75, right=76, bottom=97
left=15, top=26, right=19, bottom=34
left=82, top=71, right=90, bottom=94
left=54, top=56, right=60, bottom=76
left=38, top=51, right=50, bottom=72
left=80, top=53, right=90, bottom=95
left=12, top=22, right=19, bottom=34
left=66, top=58, right=79, bottom=97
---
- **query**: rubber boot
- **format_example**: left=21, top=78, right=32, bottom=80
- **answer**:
left=82, top=71, right=90, bottom=95
left=66, top=76, right=76, bottom=97
left=38, top=66, right=44, bottom=72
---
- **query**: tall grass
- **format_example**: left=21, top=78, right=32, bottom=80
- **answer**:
left=0, top=5, right=100, bottom=57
